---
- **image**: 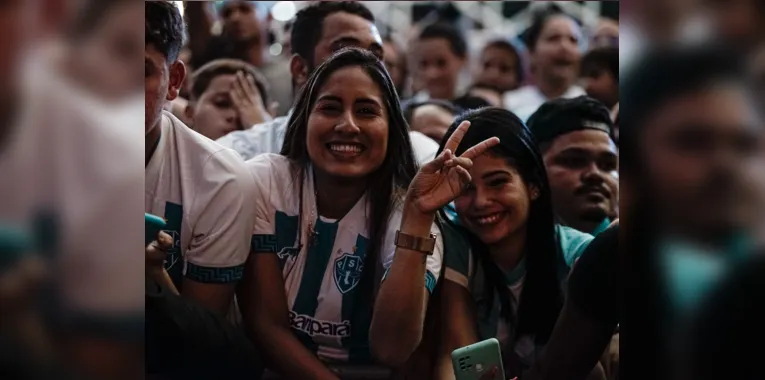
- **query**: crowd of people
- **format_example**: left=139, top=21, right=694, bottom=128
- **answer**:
left=145, top=1, right=619, bottom=379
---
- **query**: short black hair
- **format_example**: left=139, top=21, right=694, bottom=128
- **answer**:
left=402, top=99, right=459, bottom=125
left=418, top=22, right=468, bottom=58
left=523, top=5, right=577, bottom=52
left=146, top=1, right=185, bottom=62
left=290, top=1, right=374, bottom=64
left=620, top=45, right=745, bottom=174
left=190, top=59, right=270, bottom=108
left=581, top=46, right=619, bottom=80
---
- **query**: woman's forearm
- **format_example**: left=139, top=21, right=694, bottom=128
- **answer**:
left=255, top=323, right=339, bottom=380
left=370, top=203, right=434, bottom=367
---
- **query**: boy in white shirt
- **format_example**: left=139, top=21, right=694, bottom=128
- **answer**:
left=145, top=1, right=256, bottom=316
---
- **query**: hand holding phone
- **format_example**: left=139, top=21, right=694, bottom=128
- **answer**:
left=145, top=213, right=166, bottom=246
left=452, top=338, right=506, bottom=380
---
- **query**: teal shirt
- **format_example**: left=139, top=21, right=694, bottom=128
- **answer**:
left=592, top=218, right=612, bottom=236
left=442, top=225, right=593, bottom=364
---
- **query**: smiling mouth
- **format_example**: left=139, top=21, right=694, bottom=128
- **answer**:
left=471, top=212, right=505, bottom=226
left=327, top=143, right=365, bottom=158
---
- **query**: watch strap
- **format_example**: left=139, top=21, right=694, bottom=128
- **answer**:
left=394, top=230, right=437, bottom=255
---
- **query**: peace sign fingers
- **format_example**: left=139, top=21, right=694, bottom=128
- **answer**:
left=460, top=136, right=500, bottom=160
left=443, top=120, right=471, bottom=154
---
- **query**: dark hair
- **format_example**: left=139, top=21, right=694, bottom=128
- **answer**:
left=523, top=6, right=577, bottom=52
left=402, top=99, right=459, bottom=126
left=190, top=58, right=270, bottom=107
left=438, top=107, right=563, bottom=349
left=290, top=1, right=375, bottom=64
left=581, top=46, right=618, bottom=80
left=69, top=0, right=133, bottom=39
left=452, top=95, right=493, bottom=111
left=145, top=1, right=185, bottom=62
left=281, top=48, right=418, bottom=341
left=482, top=39, right=525, bottom=84
left=418, top=23, right=468, bottom=58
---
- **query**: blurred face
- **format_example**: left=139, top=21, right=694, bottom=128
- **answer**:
left=455, top=154, right=537, bottom=246
left=294, top=12, right=382, bottom=88
left=383, top=40, right=404, bottom=92
left=544, top=130, right=619, bottom=232
left=188, top=74, right=243, bottom=140
left=581, top=67, right=618, bottom=108
left=145, top=45, right=185, bottom=134
left=532, top=15, right=581, bottom=84
left=642, top=83, right=764, bottom=239
left=591, top=19, right=619, bottom=48
left=706, top=0, right=765, bottom=51
left=74, top=1, right=143, bottom=100
left=416, top=37, right=465, bottom=100
left=220, top=1, right=260, bottom=41
left=475, top=45, right=519, bottom=93
left=307, top=66, right=388, bottom=180
left=410, top=104, right=454, bottom=143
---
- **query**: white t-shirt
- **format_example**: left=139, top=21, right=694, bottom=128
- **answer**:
left=145, top=111, right=256, bottom=285
left=216, top=113, right=439, bottom=165
left=247, top=153, right=444, bottom=363
left=503, top=85, right=586, bottom=123
left=0, top=43, right=144, bottom=323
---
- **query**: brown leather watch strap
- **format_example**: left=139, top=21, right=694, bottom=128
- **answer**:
left=394, top=230, right=437, bottom=255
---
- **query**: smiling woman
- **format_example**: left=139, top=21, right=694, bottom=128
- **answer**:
left=236, top=47, right=444, bottom=378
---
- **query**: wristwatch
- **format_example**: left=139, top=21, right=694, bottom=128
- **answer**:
left=394, top=230, right=437, bottom=255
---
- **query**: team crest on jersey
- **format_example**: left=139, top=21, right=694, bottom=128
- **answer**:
left=334, top=251, right=364, bottom=294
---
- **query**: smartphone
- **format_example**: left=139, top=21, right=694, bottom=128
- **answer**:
left=0, top=224, right=31, bottom=272
left=452, top=338, right=505, bottom=380
left=145, top=213, right=167, bottom=246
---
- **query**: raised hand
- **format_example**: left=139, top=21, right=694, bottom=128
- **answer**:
left=406, top=120, right=500, bottom=215
left=230, top=71, right=272, bottom=129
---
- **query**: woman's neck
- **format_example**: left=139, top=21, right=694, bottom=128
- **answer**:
left=313, top=169, right=368, bottom=220
left=488, top=226, right=527, bottom=274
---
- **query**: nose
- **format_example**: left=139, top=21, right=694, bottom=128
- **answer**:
left=472, top=185, right=493, bottom=209
left=581, top=161, right=606, bottom=185
left=333, top=111, right=361, bottom=134
left=424, top=66, right=441, bottom=82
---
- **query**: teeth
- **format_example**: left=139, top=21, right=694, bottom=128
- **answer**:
left=329, top=144, right=362, bottom=153
left=476, top=213, right=502, bottom=225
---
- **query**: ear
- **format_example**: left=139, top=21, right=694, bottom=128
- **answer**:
left=166, top=61, right=187, bottom=102
left=529, top=184, right=541, bottom=201
left=290, top=54, right=310, bottom=89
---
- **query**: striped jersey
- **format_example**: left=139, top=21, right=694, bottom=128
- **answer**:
left=247, top=154, right=444, bottom=363
left=444, top=225, right=593, bottom=366
left=145, top=112, right=256, bottom=286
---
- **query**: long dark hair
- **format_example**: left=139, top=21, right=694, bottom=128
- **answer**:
left=280, top=47, right=418, bottom=342
left=438, top=107, right=563, bottom=346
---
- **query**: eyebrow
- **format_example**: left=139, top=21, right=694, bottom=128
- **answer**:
left=331, top=37, right=383, bottom=54
left=316, top=95, right=382, bottom=108
left=481, top=170, right=511, bottom=179
left=559, top=147, right=617, bottom=157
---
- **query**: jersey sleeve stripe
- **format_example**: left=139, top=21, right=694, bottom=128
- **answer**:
left=251, top=234, right=278, bottom=253
left=185, top=263, right=245, bottom=283
left=444, top=267, right=469, bottom=288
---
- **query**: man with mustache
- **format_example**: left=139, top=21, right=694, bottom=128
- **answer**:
left=528, top=96, right=618, bottom=235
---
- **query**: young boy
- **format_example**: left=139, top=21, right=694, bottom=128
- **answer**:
left=185, top=58, right=273, bottom=140
left=580, top=46, right=619, bottom=109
